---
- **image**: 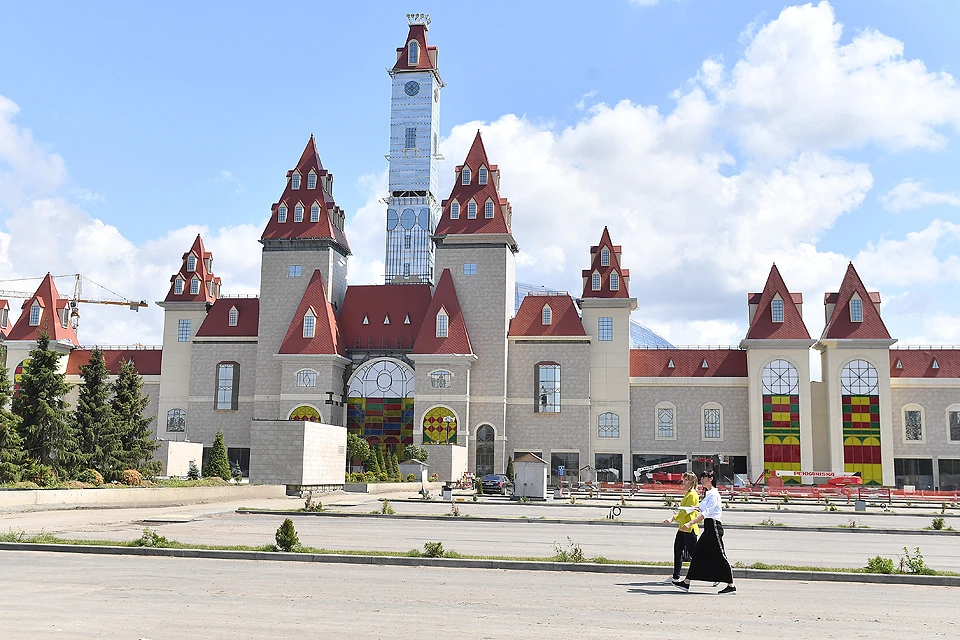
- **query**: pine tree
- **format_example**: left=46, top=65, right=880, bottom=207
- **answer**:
left=0, top=356, right=25, bottom=483
left=376, top=446, right=386, bottom=476
left=204, top=429, right=231, bottom=480
left=111, top=359, right=159, bottom=473
left=365, top=446, right=382, bottom=476
left=12, top=332, right=77, bottom=478
left=390, top=451, right=402, bottom=480
left=74, top=348, right=122, bottom=478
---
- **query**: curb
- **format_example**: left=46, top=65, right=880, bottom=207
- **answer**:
left=235, top=509, right=960, bottom=536
left=1, top=542, right=956, bottom=586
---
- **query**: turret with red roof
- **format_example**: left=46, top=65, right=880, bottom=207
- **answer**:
left=581, top=227, right=630, bottom=299
left=163, top=234, right=220, bottom=304
left=6, top=274, right=79, bottom=347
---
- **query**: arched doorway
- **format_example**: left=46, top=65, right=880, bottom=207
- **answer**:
left=476, top=425, right=494, bottom=477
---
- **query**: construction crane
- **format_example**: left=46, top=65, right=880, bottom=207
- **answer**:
left=0, top=273, right=147, bottom=330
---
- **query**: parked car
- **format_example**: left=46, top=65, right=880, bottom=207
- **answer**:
left=481, top=474, right=512, bottom=495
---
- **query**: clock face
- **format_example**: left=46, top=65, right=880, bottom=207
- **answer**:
left=404, top=81, right=420, bottom=96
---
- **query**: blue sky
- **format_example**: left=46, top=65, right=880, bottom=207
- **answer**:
left=1, top=1, right=960, bottom=354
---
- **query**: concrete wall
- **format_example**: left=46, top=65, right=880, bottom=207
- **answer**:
left=422, top=444, right=467, bottom=482
left=890, top=384, right=960, bottom=469
left=157, top=441, right=204, bottom=477
left=278, top=355, right=350, bottom=427
left=0, top=484, right=285, bottom=510
left=810, top=381, right=831, bottom=470
left=410, top=354, right=474, bottom=449
left=188, top=341, right=258, bottom=448
left=249, top=420, right=346, bottom=486
left=157, top=301, right=209, bottom=442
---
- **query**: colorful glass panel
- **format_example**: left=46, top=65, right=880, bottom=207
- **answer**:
left=13, top=359, right=30, bottom=398
left=347, top=397, right=415, bottom=452
left=422, top=406, right=457, bottom=444
left=841, top=394, right=882, bottom=485
left=289, top=405, right=321, bottom=422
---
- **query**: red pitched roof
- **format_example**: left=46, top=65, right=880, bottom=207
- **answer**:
left=163, top=235, right=221, bottom=303
left=278, top=271, right=342, bottom=355
left=630, top=349, right=748, bottom=377
left=821, top=263, right=890, bottom=340
left=436, top=132, right=513, bottom=237
left=66, top=348, right=162, bottom=376
left=581, top=227, right=631, bottom=299
left=890, top=349, right=960, bottom=378
left=413, top=269, right=473, bottom=355
left=261, top=135, right=351, bottom=253
left=5, top=274, right=79, bottom=346
left=509, top=294, right=585, bottom=337
left=0, top=299, right=10, bottom=337
left=392, top=23, right=438, bottom=73
left=196, top=297, right=260, bottom=338
left=339, top=283, right=433, bottom=351
left=745, top=265, right=810, bottom=340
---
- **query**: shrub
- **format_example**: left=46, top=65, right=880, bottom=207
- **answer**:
left=303, top=492, right=322, bottom=512
left=866, top=555, right=895, bottom=574
left=187, top=462, right=200, bottom=480
left=57, top=480, right=88, bottom=489
left=429, top=473, right=439, bottom=482
left=379, top=499, right=396, bottom=515
left=204, top=429, right=232, bottom=481
left=932, top=517, right=945, bottom=531
left=662, top=494, right=677, bottom=508
left=10, top=481, right=40, bottom=489
left=77, top=469, right=104, bottom=486
left=24, top=463, right=57, bottom=488
left=475, top=478, right=483, bottom=495
left=363, top=471, right=377, bottom=483
left=406, top=473, right=416, bottom=482
left=120, top=469, right=143, bottom=486
left=900, top=547, right=934, bottom=575
left=450, top=502, right=461, bottom=517
left=135, top=528, right=169, bottom=548
left=422, top=541, right=444, bottom=558
left=0, top=462, right=21, bottom=484
left=553, top=537, right=585, bottom=563
left=275, top=518, right=299, bottom=552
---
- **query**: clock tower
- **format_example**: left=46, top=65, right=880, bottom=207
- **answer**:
left=384, top=13, right=443, bottom=285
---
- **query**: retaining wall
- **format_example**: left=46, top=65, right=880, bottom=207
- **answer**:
left=0, top=484, right=287, bottom=511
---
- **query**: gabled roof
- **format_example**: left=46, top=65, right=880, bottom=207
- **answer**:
left=340, top=283, right=432, bottom=351
left=261, top=135, right=351, bottom=253
left=413, top=269, right=473, bottom=355
left=509, top=294, right=586, bottom=337
left=6, top=273, right=79, bottom=346
left=821, top=263, right=890, bottom=340
left=196, top=297, right=260, bottom=338
left=581, top=227, right=631, bottom=299
left=745, top=265, right=810, bottom=340
left=630, top=349, right=748, bottom=377
left=890, top=349, right=960, bottom=378
left=66, top=348, right=162, bottom=376
left=436, top=132, right=513, bottom=237
left=392, top=22, right=439, bottom=73
left=163, top=234, right=220, bottom=303
left=279, top=270, right=342, bottom=355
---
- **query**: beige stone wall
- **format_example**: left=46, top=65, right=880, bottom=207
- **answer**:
left=249, top=419, right=347, bottom=486
left=188, top=341, right=258, bottom=448
left=156, top=441, right=204, bottom=476
left=410, top=354, right=474, bottom=450
left=890, top=384, right=960, bottom=461
left=810, top=381, right=831, bottom=470
left=278, top=355, right=349, bottom=426
left=422, top=443, right=468, bottom=483
left=157, top=301, right=208, bottom=442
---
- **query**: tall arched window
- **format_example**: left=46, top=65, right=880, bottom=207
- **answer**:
left=166, top=408, right=185, bottom=432
left=601, top=247, right=610, bottom=266
left=536, top=363, right=561, bottom=413
left=216, top=362, right=239, bottom=410
left=303, top=310, right=316, bottom=338
left=311, top=203, right=320, bottom=222
left=484, top=199, right=494, bottom=218
left=450, top=201, right=460, bottom=219
left=467, top=200, right=477, bottom=219
left=702, top=402, right=722, bottom=440
left=461, top=167, right=471, bottom=185
left=174, top=278, right=184, bottom=295
left=476, top=425, right=495, bottom=476
left=598, top=412, right=620, bottom=438
left=478, top=167, right=488, bottom=185
left=656, top=402, right=676, bottom=439
left=190, top=277, right=200, bottom=295
left=228, top=307, right=238, bottom=327
left=609, top=271, right=619, bottom=291
left=187, top=254, right=196, bottom=271
left=592, top=272, right=601, bottom=291
left=541, top=304, right=552, bottom=325
left=408, top=40, right=419, bottom=65
left=436, top=309, right=449, bottom=338
left=29, top=301, right=41, bottom=326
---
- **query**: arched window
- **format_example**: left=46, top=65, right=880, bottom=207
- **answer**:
left=166, top=408, right=186, bottom=433
left=307, top=172, right=317, bottom=189
left=408, top=40, right=419, bottom=66
left=297, top=369, right=317, bottom=387
left=450, top=201, right=460, bottom=219
left=598, top=412, right=620, bottom=438
left=948, top=405, right=960, bottom=443
left=190, top=277, right=200, bottom=295
left=467, top=200, right=477, bottom=219
left=702, top=402, right=722, bottom=440
left=303, top=310, right=316, bottom=338
left=476, top=425, right=495, bottom=476
left=484, top=199, right=494, bottom=218
left=601, top=247, right=610, bottom=266
left=609, top=271, right=619, bottom=291
left=850, top=294, right=863, bottom=322
left=187, top=254, right=196, bottom=271
left=461, top=167, right=471, bottom=185
left=541, top=304, right=552, bottom=325
left=536, top=363, right=561, bottom=413
left=29, top=301, right=41, bottom=326
left=478, top=167, right=488, bottom=185
left=771, top=297, right=784, bottom=322
left=291, top=172, right=301, bottom=189
left=430, top=369, right=452, bottom=389
left=903, top=404, right=924, bottom=442
left=311, top=203, right=320, bottom=222
left=289, top=405, right=321, bottom=422
left=174, top=278, right=184, bottom=295
left=656, top=402, right=676, bottom=439
left=228, top=307, right=238, bottom=327
left=278, top=205, right=288, bottom=223
left=436, top=309, right=449, bottom=338
left=294, top=204, right=304, bottom=222
left=215, top=362, right=239, bottom=410
left=592, top=272, right=601, bottom=291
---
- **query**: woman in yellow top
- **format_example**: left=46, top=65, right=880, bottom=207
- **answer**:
left=662, top=471, right=700, bottom=582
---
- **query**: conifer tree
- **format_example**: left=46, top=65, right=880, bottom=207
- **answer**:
left=203, top=429, right=231, bottom=480
left=74, top=348, right=122, bottom=477
left=111, top=359, right=159, bottom=472
left=0, top=356, right=25, bottom=483
left=376, top=445, right=386, bottom=476
left=390, top=450, right=402, bottom=480
left=506, top=455, right=515, bottom=482
left=365, top=447, right=382, bottom=476
left=12, top=332, right=77, bottom=478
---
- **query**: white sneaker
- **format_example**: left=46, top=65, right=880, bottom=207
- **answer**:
left=662, top=576, right=679, bottom=584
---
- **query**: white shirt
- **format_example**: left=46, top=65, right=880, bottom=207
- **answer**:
left=698, top=487, right=722, bottom=521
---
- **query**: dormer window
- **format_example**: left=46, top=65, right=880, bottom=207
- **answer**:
left=771, top=297, right=784, bottom=323
left=667, top=359, right=675, bottom=369
left=592, top=272, right=601, bottom=291
left=610, top=271, right=619, bottom=291
left=311, top=203, right=320, bottom=223
left=228, top=307, right=238, bottom=327
left=896, top=359, right=903, bottom=369
left=303, top=310, right=316, bottom=338
left=467, top=201, right=477, bottom=219
left=174, top=278, right=184, bottom=295
left=307, top=172, right=317, bottom=189
left=933, top=359, right=940, bottom=370
left=362, top=315, right=369, bottom=325
left=60, top=308, right=69, bottom=328
left=190, top=277, right=200, bottom=295
left=278, top=205, right=288, bottom=223
left=28, top=301, right=40, bottom=326
left=404, top=314, right=411, bottom=325
left=542, top=305, right=552, bottom=325
left=601, top=247, right=610, bottom=267
left=408, top=40, right=419, bottom=66
left=0, top=307, right=8, bottom=327
left=450, top=201, right=460, bottom=219
left=461, top=167, right=471, bottom=185
left=436, top=309, right=449, bottom=338
left=484, top=199, right=494, bottom=219
left=291, top=173, right=301, bottom=189
left=294, top=204, right=304, bottom=222
left=478, top=167, right=488, bottom=185
left=187, top=254, right=197, bottom=272
left=701, top=359, right=709, bottom=369
left=384, top=315, right=391, bottom=325
left=850, top=296, right=863, bottom=322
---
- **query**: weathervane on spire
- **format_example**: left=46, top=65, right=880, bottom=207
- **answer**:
left=406, top=13, right=430, bottom=26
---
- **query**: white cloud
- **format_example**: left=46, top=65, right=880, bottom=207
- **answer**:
left=216, top=170, right=244, bottom=194
left=854, top=220, right=960, bottom=287
left=0, top=95, right=67, bottom=209
left=880, top=179, right=960, bottom=212
left=72, top=188, right=104, bottom=203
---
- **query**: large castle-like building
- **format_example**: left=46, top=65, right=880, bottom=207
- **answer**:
left=2, top=17, right=959, bottom=490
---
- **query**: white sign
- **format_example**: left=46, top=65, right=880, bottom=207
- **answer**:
left=773, top=470, right=855, bottom=478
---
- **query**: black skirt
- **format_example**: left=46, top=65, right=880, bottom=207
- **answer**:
left=685, top=518, right=733, bottom=584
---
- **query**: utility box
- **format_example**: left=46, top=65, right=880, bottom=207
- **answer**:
left=514, top=453, right=549, bottom=500
left=855, top=500, right=867, bottom=512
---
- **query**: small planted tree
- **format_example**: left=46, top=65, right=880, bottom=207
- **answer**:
left=112, top=360, right=159, bottom=474
left=506, top=455, right=515, bottom=482
left=346, top=433, right=369, bottom=469
left=403, top=444, right=428, bottom=463
left=74, top=348, right=122, bottom=479
left=275, top=518, right=299, bottom=551
left=203, top=429, right=231, bottom=480
left=365, top=447, right=382, bottom=477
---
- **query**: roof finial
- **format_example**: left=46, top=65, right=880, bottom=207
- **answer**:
left=407, top=13, right=430, bottom=26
